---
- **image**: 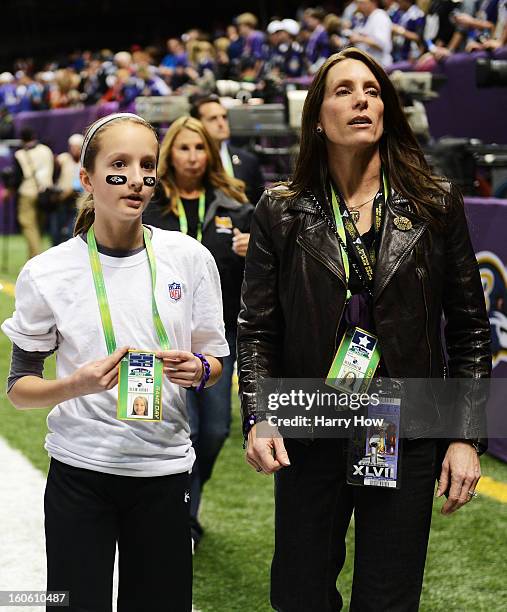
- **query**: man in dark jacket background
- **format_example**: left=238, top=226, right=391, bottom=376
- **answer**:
left=190, top=94, right=265, bottom=205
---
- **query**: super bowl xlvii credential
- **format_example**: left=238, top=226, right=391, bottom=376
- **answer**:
left=326, top=327, right=381, bottom=394
left=87, top=225, right=169, bottom=422
left=117, top=351, right=163, bottom=421
left=347, top=394, right=402, bottom=489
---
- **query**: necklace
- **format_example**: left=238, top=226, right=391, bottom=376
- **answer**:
left=347, top=192, right=378, bottom=223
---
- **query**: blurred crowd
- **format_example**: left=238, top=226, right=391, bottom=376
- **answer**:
left=0, top=1, right=505, bottom=120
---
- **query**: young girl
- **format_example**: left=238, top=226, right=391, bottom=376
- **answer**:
left=2, top=112, right=228, bottom=611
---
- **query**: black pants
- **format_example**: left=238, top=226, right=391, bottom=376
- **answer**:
left=271, top=438, right=439, bottom=612
left=44, top=459, right=192, bottom=612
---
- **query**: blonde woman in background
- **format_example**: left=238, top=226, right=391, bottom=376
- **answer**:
left=144, top=115, right=254, bottom=550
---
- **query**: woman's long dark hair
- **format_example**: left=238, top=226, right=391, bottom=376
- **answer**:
left=277, top=48, right=447, bottom=222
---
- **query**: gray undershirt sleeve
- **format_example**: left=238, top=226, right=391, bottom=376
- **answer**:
left=7, top=344, right=56, bottom=393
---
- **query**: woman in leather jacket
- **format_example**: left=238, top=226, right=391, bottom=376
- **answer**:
left=237, top=48, right=491, bottom=612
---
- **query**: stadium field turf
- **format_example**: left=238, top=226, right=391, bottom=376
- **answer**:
left=0, top=236, right=506, bottom=612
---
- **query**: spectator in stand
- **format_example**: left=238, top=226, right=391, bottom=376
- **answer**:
left=454, top=0, right=501, bottom=50
left=236, top=12, right=266, bottom=76
left=324, top=13, right=348, bottom=53
left=79, top=57, right=103, bottom=105
left=130, top=45, right=151, bottom=67
left=136, top=64, right=171, bottom=97
left=341, top=0, right=366, bottom=29
left=385, top=0, right=403, bottom=23
left=214, top=37, right=233, bottom=80
left=0, top=72, right=20, bottom=114
left=474, top=0, right=507, bottom=48
left=29, top=73, right=51, bottom=110
left=50, top=133, right=84, bottom=245
left=392, top=0, right=426, bottom=61
left=183, top=28, right=204, bottom=44
left=169, top=57, right=198, bottom=92
left=13, top=127, right=54, bottom=259
left=185, top=40, right=216, bottom=92
left=190, top=94, right=265, bottom=205
left=226, top=24, right=245, bottom=62
left=265, top=19, right=305, bottom=79
left=188, top=41, right=217, bottom=77
left=420, top=0, right=476, bottom=61
left=50, top=68, right=81, bottom=108
left=303, top=8, right=331, bottom=73
left=349, top=0, right=393, bottom=66
left=160, top=38, right=188, bottom=72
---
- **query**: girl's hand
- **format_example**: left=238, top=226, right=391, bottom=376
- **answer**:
left=156, top=350, right=203, bottom=388
left=70, top=346, right=129, bottom=396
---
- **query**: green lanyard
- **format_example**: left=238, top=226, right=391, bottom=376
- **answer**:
left=87, top=225, right=171, bottom=355
left=177, top=192, right=206, bottom=242
left=330, top=171, right=389, bottom=298
left=331, top=186, right=352, bottom=300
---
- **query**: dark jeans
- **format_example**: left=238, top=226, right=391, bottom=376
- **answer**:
left=271, top=438, right=440, bottom=612
left=47, top=199, right=77, bottom=246
left=187, top=329, right=236, bottom=530
left=45, top=459, right=192, bottom=612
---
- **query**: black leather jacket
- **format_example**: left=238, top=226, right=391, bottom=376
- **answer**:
left=237, top=183, right=492, bottom=441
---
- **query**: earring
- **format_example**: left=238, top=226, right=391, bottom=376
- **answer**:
left=316, top=126, right=323, bottom=134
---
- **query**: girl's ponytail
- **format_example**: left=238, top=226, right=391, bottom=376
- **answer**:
left=73, top=193, right=95, bottom=236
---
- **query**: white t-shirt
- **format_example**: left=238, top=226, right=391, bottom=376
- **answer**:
left=356, top=9, right=393, bottom=67
left=2, top=227, right=229, bottom=477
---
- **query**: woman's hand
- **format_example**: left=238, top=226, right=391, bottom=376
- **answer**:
left=436, top=441, right=481, bottom=515
left=232, top=228, right=250, bottom=257
left=70, top=346, right=129, bottom=396
left=246, top=424, right=291, bottom=474
left=156, top=349, right=203, bottom=388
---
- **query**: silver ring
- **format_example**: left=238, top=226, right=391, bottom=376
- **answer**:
left=467, top=490, right=478, bottom=498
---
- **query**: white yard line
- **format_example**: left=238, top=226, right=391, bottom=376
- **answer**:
left=0, top=436, right=47, bottom=610
left=0, top=437, right=200, bottom=612
left=0, top=436, right=120, bottom=611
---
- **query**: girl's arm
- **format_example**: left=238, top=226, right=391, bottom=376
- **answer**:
left=8, top=347, right=129, bottom=409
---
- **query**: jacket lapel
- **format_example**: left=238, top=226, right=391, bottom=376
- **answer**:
left=290, top=193, right=347, bottom=287
left=287, top=190, right=428, bottom=297
left=373, top=198, right=428, bottom=302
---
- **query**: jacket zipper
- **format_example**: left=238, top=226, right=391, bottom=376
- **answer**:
left=416, top=265, right=432, bottom=377
left=334, top=300, right=348, bottom=351
left=297, top=236, right=348, bottom=441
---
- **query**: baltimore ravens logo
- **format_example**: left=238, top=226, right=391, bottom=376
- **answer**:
left=477, top=251, right=507, bottom=369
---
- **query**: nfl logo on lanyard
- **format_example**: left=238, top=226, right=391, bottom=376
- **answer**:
left=168, top=282, right=182, bottom=302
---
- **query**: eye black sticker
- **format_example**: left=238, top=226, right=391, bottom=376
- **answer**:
left=106, top=175, right=127, bottom=185
left=143, top=176, right=156, bottom=187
